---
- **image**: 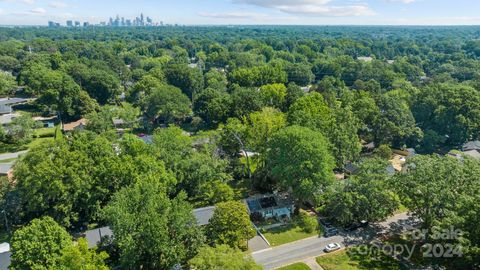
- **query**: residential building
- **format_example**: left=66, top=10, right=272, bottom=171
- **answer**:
left=0, top=243, right=10, bottom=270
left=62, top=118, right=87, bottom=132
left=0, top=98, right=30, bottom=115
left=246, top=192, right=295, bottom=220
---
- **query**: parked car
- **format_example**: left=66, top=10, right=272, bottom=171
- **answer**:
left=324, top=243, right=341, bottom=253
left=324, top=227, right=339, bottom=237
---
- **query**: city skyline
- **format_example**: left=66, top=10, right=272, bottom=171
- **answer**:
left=1, top=0, right=480, bottom=26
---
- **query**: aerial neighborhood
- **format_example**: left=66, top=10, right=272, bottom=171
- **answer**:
left=0, top=22, right=480, bottom=270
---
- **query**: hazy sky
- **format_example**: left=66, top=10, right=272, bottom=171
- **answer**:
left=0, top=0, right=479, bottom=26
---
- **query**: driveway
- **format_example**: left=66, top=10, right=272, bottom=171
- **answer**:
left=252, top=212, right=414, bottom=270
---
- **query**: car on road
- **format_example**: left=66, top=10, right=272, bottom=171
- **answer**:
left=324, top=243, right=341, bottom=253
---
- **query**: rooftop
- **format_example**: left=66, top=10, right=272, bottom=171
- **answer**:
left=463, top=141, right=480, bottom=151
left=192, top=206, right=216, bottom=226
left=85, top=226, right=113, bottom=248
left=63, top=118, right=87, bottom=131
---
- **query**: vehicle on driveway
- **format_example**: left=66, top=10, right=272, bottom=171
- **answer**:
left=324, top=243, right=341, bottom=253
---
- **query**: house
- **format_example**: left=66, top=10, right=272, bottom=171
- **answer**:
left=345, top=162, right=360, bottom=175
left=245, top=192, right=295, bottom=220
left=192, top=206, right=216, bottom=226
left=62, top=118, right=87, bottom=132
left=239, top=150, right=259, bottom=158
left=84, top=226, right=114, bottom=248
left=0, top=163, right=13, bottom=176
left=462, top=141, right=480, bottom=151
left=0, top=98, right=30, bottom=115
left=300, top=85, right=312, bottom=93
left=137, top=134, right=153, bottom=144
left=357, top=56, right=373, bottom=62
left=0, top=243, right=10, bottom=270
left=83, top=206, right=216, bottom=248
left=0, top=113, right=19, bottom=126
left=32, top=115, right=57, bottom=128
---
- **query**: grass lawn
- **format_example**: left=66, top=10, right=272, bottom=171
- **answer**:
left=26, top=137, right=54, bottom=149
left=316, top=249, right=407, bottom=270
left=34, top=127, right=56, bottom=137
left=263, top=218, right=320, bottom=246
left=278, top=262, right=311, bottom=270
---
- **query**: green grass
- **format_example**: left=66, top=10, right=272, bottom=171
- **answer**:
left=34, top=127, right=56, bottom=138
left=316, top=248, right=407, bottom=270
left=263, top=218, right=320, bottom=246
left=278, top=262, right=311, bottom=270
left=26, top=137, right=54, bottom=149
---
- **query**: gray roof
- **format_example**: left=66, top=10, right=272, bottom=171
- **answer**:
left=463, top=141, right=480, bottom=151
left=0, top=98, right=29, bottom=106
left=0, top=163, right=13, bottom=175
left=84, top=206, right=216, bottom=248
left=0, top=252, right=10, bottom=270
left=463, top=150, right=480, bottom=159
left=193, top=206, right=216, bottom=226
left=85, top=226, right=113, bottom=248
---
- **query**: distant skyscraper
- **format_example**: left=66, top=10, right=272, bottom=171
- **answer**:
left=75, top=21, right=80, bottom=27
left=83, top=22, right=90, bottom=27
left=66, top=20, right=73, bottom=27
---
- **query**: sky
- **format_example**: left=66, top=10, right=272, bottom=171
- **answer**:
left=0, top=0, right=480, bottom=26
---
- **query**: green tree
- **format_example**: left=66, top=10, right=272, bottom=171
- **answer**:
left=145, top=85, right=191, bottom=124
left=231, top=86, right=265, bottom=118
left=6, top=113, right=36, bottom=144
left=260, top=83, right=287, bottom=109
left=164, top=64, right=204, bottom=99
left=10, top=217, right=72, bottom=270
left=265, top=126, right=335, bottom=200
left=285, top=63, right=314, bottom=86
left=104, top=180, right=204, bottom=270
left=58, top=238, right=109, bottom=270
left=193, top=88, right=232, bottom=128
left=189, top=245, right=262, bottom=270
left=324, top=158, right=399, bottom=226
left=247, top=107, right=286, bottom=155
left=0, top=71, right=17, bottom=96
left=206, top=201, right=256, bottom=250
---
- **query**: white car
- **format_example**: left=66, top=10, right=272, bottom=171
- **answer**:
left=324, top=243, right=341, bottom=253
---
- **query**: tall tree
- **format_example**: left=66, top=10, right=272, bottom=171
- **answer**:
left=104, top=180, right=204, bottom=270
left=206, top=201, right=256, bottom=250
left=265, top=125, right=335, bottom=200
left=10, top=217, right=71, bottom=270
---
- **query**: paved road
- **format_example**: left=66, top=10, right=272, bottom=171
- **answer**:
left=0, top=150, right=28, bottom=160
left=252, top=213, right=413, bottom=270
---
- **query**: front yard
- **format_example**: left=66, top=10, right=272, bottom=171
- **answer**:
left=262, top=215, right=320, bottom=246
left=277, top=262, right=311, bottom=270
left=316, top=248, right=407, bottom=270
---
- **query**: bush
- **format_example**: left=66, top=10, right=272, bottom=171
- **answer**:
left=298, top=210, right=317, bottom=233
left=374, top=144, right=393, bottom=159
